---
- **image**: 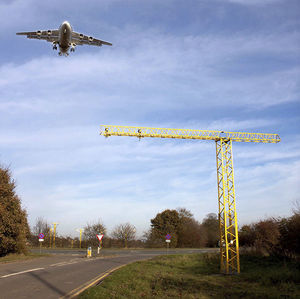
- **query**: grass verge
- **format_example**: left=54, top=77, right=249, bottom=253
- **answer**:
left=0, top=252, right=50, bottom=264
left=80, top=253, right=300, bottom=299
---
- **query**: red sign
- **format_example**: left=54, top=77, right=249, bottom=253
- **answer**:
left=38, top=233, right=44, bottom=239
left=97, top=234, right=104, bottom=241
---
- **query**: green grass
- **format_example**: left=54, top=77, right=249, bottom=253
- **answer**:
left=0, top=252, right=50, bottom=263
left=80, top=253, right=300, bottom=299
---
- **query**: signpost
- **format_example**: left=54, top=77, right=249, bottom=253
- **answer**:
left=97, top=234, right=104, bottom=254
left=165, top=234, right=171, bottom=254
left=38, top=233, right=45, bottom=254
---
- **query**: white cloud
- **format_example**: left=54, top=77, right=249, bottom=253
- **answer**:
left=1, top=28, right=299, bottom=117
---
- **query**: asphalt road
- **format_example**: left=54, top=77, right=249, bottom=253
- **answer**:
left=0, top=248, right=216, bottom=299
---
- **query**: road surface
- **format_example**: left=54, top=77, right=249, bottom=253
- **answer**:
left=0, top=248, right=216, bottom=298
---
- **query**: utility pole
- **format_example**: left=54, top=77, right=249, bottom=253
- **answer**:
left=52, top=223, right=59, bottom=248
left=101, top=124, right=280, bottom=274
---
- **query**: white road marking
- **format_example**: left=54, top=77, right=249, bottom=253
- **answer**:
left=50, top=262, right=69, bottom=267
left=50, top=259, right=82, bottom=267
left=1, top=268, right=44, bottom=278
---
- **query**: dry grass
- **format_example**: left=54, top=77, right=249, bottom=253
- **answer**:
left=80, top=253, right=300, bottom=299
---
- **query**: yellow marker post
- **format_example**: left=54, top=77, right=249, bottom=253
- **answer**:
left=87, top=247, right=92, bottom=258
left=80, top=229, right=82, bottom=249
left=76, top=228, right=83, bottom=249
left=52, top=223, right=59, bottom=248
left=49, top=228, right=53, bottom=248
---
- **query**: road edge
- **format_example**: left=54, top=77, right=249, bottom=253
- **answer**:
left=60, top=264, right=126, bottom=298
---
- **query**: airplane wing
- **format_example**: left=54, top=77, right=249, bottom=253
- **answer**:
left=71, top=31, right=112, bottom=47
left=16, top=30, right=60, bottom=43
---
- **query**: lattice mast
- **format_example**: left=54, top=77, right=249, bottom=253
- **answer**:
left=100, top=125, right=280, bottom=274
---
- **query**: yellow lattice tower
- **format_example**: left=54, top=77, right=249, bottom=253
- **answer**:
left=100, top=125, right=280, bottom=274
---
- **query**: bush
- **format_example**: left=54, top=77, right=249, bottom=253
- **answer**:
left=239, top=206, right=300, bottom=259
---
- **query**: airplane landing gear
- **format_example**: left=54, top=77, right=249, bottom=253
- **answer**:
left=52, top=42, right=58, bottom=50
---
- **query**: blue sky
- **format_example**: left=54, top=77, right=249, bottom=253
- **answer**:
left=0, top=0, right=299, bottom=238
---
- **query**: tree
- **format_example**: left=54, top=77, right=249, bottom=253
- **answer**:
left=146, top=208, right=209, bottom=248
left=202, top=213, right=219, bottom=247
left=0, top=166, right=30, bottom=256
left=176, top=208, right=207, bottom=248
left=31, top=217, right=51, bottom=247
left=83, top=220, right=106, bottom=247
left=239, top=224, right=256, bottom=247
left=253, top=218, right=280, bottom=255
left=277, top=208, right=300, bottom=258
left=111, top=223, right=136, bottom=248
left=177, top=207, right=193, bottom=219
left=150, top=209, right=182, bottom=247
left=33, top=217, right=50, bottom=235
left=177, top=218, right=207, bottom=248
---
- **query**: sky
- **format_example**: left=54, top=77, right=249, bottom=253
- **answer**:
left=0, top=0, right=299, bottom=238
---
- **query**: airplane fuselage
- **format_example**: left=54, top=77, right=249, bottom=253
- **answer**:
left=57, top=21, right=73, bottom=55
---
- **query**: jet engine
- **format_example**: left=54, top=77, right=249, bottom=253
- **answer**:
left=88, top=36, right=94, bottom=42
left=37, top=30, right=42, bottom=38
left=47, top=30, right=52, bottom=36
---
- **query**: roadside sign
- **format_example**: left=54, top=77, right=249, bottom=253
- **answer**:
left=38, top=233, right=44, bottom=239
left=39, top=239, right=44, bottom=242
left=165, top=234, right=171, bottom=240
left=96, top=234, right=104, bottom=242
left=165, top=240, right=171, bottom=243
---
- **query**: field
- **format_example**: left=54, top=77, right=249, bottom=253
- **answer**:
left=80, top=253, right=300, bottom=298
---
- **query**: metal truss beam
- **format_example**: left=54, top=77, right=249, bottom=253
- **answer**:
left=100, top=125, right=280, bottom=143
left=216, top=139, right=240, bottom=274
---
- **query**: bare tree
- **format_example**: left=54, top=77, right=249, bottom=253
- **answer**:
left=83, top=220, right=106, bottom=247
left=111, top=223, right=136, bottom=248
left=33, top=217, right=50, bottom=236
left=31, top=217, right=51, bottom=247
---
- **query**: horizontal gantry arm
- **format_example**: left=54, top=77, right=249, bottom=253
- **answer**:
left=100, top=125, right=280, bottom=143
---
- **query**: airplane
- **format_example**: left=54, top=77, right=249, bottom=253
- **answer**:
left=16, top=21, right=112, bottom=56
